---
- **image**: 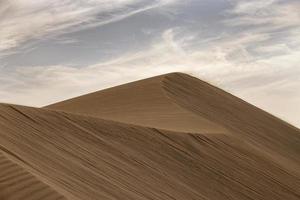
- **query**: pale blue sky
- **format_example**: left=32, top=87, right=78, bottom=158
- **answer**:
left=0, top=0, right=299, bottom=127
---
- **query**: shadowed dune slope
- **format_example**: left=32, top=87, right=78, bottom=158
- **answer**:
left=47, top=72, right=300, bottom=171
left=0, top=104, right=300, bottom=200
left=162, top=73, right=300, bottom=170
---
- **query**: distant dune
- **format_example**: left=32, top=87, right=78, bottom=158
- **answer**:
left=0, top=72, right=299, bottom=199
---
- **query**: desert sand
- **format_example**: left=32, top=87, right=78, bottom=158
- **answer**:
left=0, top=72, right=299, bottom=199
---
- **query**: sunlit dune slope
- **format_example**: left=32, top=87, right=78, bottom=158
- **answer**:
left=45, top=73, right=228, bottom=134
left=0, top=104, right=299, bottom=200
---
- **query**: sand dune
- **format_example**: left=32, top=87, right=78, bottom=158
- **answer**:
left=0, top=72, right=299, bottom=199
left=46, top=73, right=228, bottom=134
left=47, top=73, right=300, bottom=173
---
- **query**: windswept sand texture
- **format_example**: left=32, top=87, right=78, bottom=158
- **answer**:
left=0, top=151, right=66, bottom=200
left=0, top=73, right=299, bottom=199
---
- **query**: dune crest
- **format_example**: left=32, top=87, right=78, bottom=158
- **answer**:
left=46, top=73, right=228, bottom=134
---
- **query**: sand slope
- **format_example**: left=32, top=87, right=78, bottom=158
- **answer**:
left=0, top=72, right=299, bottom=199
left=0, top=104, right=299, bottom=200
left=47, top=73, right=300, bottom=172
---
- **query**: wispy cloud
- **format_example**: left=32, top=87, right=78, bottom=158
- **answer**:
left=225, top=0, right=300, bottom=27
left=0, top=0, right=177, bottom=52
left=1, top=26, right=299, bottom=102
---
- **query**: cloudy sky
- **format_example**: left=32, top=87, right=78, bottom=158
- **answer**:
left=0, top=0, right=299, bottom=127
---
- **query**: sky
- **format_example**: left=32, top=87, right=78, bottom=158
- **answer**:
left=0, top=0, right=299, bottom=127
